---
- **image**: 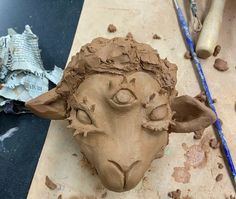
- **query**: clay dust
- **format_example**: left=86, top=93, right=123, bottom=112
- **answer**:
left=153, top=34, right=161, bottom=40
left=172, top=135, right=211, bottom=183
left=172, top=167, right=191, bottom=184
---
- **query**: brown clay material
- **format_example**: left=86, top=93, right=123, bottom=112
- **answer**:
left=215, top=173, right=223, bottom=182
left=58, top=195, right=62, bottom=199
left=212, top=98, right=217, bottom=103
left=126, top=32, right=133, bottom=40
left=184, top=145, right=206, bottom=168
left=45, top=176, right=57, bottom=190
left=194, top=91, right=207, bottom=104
left=219, top=118, right=223, bottom=126
left=69, top=195, right=96, bottom=199
left=184, top=51, right=192, bottom=59
left=213, top=45, right=221, bottom=57
left=172, top=167, right=191, bottom=184
left=153, top=34, right=161, bottom=40
left=168, top=189, right=181, bottom=199
left=80, top=153, right=97, bottom=176
left=193, top=129, right=204, bottom=139
left=183, top=140, right=208, bottom=169
left=214, top=58, right=229, bottom=71
left=217, top=162, right=224, bottom=169
left=107, top=24, right=117, bottom=33
left=26, top=37, right=216, bottom=192
left=209, top=138, right=220, bottom=149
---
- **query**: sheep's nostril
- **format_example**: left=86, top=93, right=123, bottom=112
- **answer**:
left=108, top=160, right=141, bottom=173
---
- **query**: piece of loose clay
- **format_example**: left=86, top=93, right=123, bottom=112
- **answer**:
left=184, top=51, right=192, bottom=59
left=214, top=58, right=228, bottom=71
left=153, top=34, right=161, bottom=40
left=168, top=189, right=181, bottom=199
left=213, top=45, right=221, bottom=57
left=26, top=37, right=216, bottom=192
left=107, top=24, right=117, bottom=33
left=45, top=176, right=57, bottom=190
left=215, top=173, right=223, bottom=182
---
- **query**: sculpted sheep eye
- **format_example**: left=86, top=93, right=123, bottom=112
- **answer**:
left=77, top=109, right=92, bottom=124
left=149, top=105, right=168, bottom=121
left=112, top=89, right=136, bottom=105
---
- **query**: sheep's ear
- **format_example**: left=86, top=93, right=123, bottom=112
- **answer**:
left=25, top=88, right=66, bottom=120
left=170, top=95, right=216, bottom=133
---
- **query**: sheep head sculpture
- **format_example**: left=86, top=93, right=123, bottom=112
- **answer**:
left=26, top=37, right=216, bottom=192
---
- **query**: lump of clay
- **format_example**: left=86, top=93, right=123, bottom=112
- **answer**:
left=153, top=34, right=161, bottom=40
left=213, top=45, right=221, bottom=57
left=107, top=24, right=117, bottom=33
left=26, top=37, right=216, bottom=192
left=214, top=58, right=228, bottom=71
left=184, top=51, right=192, bottom=59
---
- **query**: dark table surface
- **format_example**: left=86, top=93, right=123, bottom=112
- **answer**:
left=0, top=1, right=84, bottom=198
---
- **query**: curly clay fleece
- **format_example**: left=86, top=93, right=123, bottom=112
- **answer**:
left=56, top=37, right=178, bottom=111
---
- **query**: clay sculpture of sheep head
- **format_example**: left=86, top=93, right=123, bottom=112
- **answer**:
left=26, top=37, right=216, bottom=192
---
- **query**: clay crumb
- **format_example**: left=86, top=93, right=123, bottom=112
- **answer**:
left=218, top=118, right=223, bottom=126
left=107, top=24, right=117, bottom=33
left=226, top=195, right=236, bottom=199
left=58, top=194, right=62, bottom=199
left=153, top=34, right=161, bottom=40
left=45, top=176, right=57, bottom=190
left=229, top=195, right=236, bottom=199
left=193, top=129, right=204, bottom=139
left=184, top=51, right=192, bottom=59
left=217, top=162, right=224, bottom=169
left=215, top=173, right=223, bottom=182
left=212, top=98, right=217, bottom=103
left=0, top=84, right=3, bottom=89
left=101, top=192, right=107, bottom=198
left=209, top=138, right=220, bottom=149
left=168, top=189, right=181, bottom=199
left=194, top=91, right=206, bottom=104
left=214, top=58, right=228, bottom=71
left=213, top=45, right=221, bottom=57
left=126, top=32, right=133, bottom=39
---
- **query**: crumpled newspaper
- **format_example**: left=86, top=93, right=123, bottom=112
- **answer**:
left=0, top=25, right=63, bottom=114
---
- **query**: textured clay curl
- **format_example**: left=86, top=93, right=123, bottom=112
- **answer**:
left=56, top=37, right=177, bottom=113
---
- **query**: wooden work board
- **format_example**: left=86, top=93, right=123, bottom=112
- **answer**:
left=27, top=0, right=236, bottom=198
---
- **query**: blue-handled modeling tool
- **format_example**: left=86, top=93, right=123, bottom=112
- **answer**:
left=173, top=0, right=236, bottom=188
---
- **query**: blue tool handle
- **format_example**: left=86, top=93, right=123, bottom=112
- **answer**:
left=174, top=0, right=236, bottom=182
